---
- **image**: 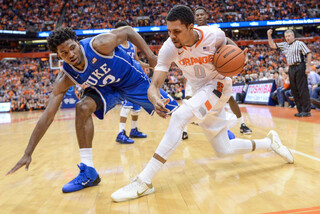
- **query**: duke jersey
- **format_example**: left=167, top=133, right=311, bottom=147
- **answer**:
left=62, top=36, right=178, bottom=119
left=119, top=41, right=136, bottom=61
left=62, top=37, right=148, bottom=91
left=155, top=25, right=230, bottom=93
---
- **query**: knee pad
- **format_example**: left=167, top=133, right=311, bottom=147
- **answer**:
left=120, top=107, right=131, bottom=117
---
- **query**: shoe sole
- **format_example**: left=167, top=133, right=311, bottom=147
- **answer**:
left=62, top=175, right=101, bottom=193
left=271, top=145, right=294, bottom=164
left=240, top=130, right=252, bottom=135
left=268, top=130, right=294, bottom=164
left=242, top=132, right=252, bottom=135
left=111, top=187, right=155, bottom=202
left=116, top=140, right=134, bottom=144
left=130, top=136, right=147, bottom=138
left=116, top=139, right=134, bottom=144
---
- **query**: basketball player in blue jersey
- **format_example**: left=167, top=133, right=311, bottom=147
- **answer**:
left=114, top=21, right=149, bottom=144
left=7, top=26, right=178, bottom=193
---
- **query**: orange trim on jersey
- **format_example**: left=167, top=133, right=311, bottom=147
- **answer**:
left=205, top=100, right=212, bottom=111
left=182, top=46, right=187, bottom=50
left=194, top=27, right=204, bottom=48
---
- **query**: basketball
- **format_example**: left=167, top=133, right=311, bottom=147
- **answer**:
left=213, top=45, right=246, bottom=77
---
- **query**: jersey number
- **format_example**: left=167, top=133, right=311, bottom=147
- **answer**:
left=194, top=65, right=206, bottom=78
left=217, top=82, right=224, bottom=92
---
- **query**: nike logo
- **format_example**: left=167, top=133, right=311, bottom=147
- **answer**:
left=178, top=51, right=184, bottom=55
left=75, top=75, right=79, bottom=78
left=137, top=183, right=153, bottom=197
left=216, top=48, right=222, bottom=54
left=82, top=179, right=91, bottom=186
left=137, top=189, right=148, bottom=197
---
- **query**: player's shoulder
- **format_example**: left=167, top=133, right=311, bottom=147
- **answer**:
left=196, top=25, right=222, bottom=36
left=79, top=37, right=92, bottom=46
left=162, top=37, right=176, bottom=49
left=159, top=38, right=178, bottom=55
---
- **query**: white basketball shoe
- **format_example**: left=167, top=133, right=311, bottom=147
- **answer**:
left=111, top=176, right=155, bottom=202
left=267, top=130, right=294, bottom=164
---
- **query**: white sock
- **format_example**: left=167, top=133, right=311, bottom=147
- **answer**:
left=226, top=139, right=253, bottom=154
left=119, top=123, right=126, bottom=133
left=80, top=148, right=94, bottom=167
left=227, top=138, right=271, bottom=154
left=183, top=125, right=188, bottom=132
left=254, top=138, right=271, bottom=150
left=139, top=105, right=194, bottom=184
left=139, top=157, right=163, bottom=184
left=238, top=116, right=244, bottom=126
left=131, top=120, right=137, bottom=129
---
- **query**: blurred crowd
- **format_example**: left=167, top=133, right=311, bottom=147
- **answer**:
left=1, top=0, right=319, bottom=31
left=0, top=0, right=64, bottom=31
left=2, top=39, right=320, bottom=112
left=1, top=40, right=320, bottom=112
left=0, top=58, right=57, bottom=111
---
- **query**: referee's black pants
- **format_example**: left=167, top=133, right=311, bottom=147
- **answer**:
left=288, top=62, right=311, bottom=113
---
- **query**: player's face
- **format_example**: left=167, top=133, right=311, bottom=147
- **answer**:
left=167, top=20, right=194, bottom=48
left=57, top=39, right=84, bottom=67
left=284, top=32, right=294, bottom=44
left=195, top=9, right=208, bottom=26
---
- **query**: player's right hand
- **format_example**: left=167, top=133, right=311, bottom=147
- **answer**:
left=154, top=98, right=170, bottom=118
left=7, top=154, right=32, bottom=175
left=267, top=29, right=273, bottom=36
left=148, top=55, right=158, bottom=68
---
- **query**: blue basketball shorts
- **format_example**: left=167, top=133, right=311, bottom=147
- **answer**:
left=87, top=80, right=179, bottom=120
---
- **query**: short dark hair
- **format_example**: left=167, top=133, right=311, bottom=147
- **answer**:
left=115, top=21, right=129, bottom=29
left=47, top=27, right=77, bottom=53
left=166, top=5, right=194, bottom=26
left=195, top=6, right=207, bottom=14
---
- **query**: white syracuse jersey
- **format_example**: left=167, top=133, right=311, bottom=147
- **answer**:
left=155, top=25, right=228, bottom=93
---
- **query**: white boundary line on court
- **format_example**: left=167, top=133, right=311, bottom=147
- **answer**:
left=290, top=149, right=320, bottom=162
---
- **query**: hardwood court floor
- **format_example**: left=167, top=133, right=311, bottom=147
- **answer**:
left=0, top=104, right=319, bottom=214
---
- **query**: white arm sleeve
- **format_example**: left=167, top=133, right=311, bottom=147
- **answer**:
left=154, top=40, right=176, bottom=72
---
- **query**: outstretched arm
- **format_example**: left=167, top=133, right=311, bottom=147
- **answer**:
left=7, top=72, right=74, bottom=174
left=92, top=26, right=157, bottom=67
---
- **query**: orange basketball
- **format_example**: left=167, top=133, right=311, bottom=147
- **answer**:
left=213, top=45, right=245, bottom=77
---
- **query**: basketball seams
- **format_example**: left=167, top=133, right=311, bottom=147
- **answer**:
left=213, top=45, right=233, bottom=67
left=212, top=45, right=245, bottom=76
left=218, top=60, right=244, bottom=74
left=216, top=51, right=244, bottom=69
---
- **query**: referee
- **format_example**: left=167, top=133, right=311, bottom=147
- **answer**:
left=267, top=29, right=312, bottom=117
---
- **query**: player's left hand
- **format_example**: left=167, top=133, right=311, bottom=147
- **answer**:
left=154, top=98, right=170, bottom=118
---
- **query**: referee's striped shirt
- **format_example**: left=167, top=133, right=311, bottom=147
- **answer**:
left=276, top=40, right=310, bottom=66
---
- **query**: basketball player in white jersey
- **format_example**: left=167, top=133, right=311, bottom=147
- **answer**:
left=111, top=5, right=294, bottom=202
left=195, top=6, right=252, bottom=135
